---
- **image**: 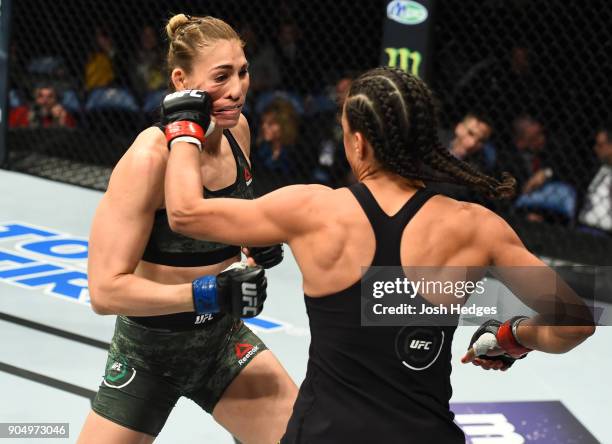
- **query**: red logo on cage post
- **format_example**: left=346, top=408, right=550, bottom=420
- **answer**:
left=244, top=167, right=253, bottom=186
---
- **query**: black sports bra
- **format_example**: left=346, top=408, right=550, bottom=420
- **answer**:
left=141, top=127, right=254, bottom=267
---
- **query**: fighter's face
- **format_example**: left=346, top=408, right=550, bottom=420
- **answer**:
left=173, top=39, right=249, bottom=129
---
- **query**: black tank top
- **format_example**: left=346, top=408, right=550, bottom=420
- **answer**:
left=282, top=183, right=464, bottom=444
left=130, top=128, right=254, bottom=331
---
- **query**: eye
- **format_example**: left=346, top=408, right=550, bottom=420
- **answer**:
left=239, top=68, right=249, bottom=77
left=215, top=74, right=229, bottom=82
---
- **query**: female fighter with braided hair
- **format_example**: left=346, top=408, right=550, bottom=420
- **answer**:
left=78, top=14, right=297, bottom=444
left=163, top=67, right=594, bottom=442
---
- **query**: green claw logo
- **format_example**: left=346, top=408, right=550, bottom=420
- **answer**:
left=384, top=47, right=423, bottom=76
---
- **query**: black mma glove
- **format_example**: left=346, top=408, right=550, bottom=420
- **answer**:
left=192, top=262, right=267, bottom=318
left=161, top=89, right=215, bottom=151
left=245, top=244, right=284, bottom=269
left=468, top=317, right=531, bottom=369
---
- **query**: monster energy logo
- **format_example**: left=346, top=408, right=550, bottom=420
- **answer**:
left=384, top=47, right=422, bottom=76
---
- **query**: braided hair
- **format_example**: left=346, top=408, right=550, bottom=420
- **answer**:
left=344, top=67, right=516, bottom=198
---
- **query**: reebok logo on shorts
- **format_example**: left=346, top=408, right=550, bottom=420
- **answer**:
left=235, top=343, right=258, bottom=366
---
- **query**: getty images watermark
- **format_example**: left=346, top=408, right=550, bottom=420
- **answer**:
left=360, top=266, right=607, bottom=327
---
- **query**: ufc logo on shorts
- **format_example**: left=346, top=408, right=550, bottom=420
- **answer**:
left=241, top=282, right=259, bottom=316
left=410, top=340, right=432, bottom=350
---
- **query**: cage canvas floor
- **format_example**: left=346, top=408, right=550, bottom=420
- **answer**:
left=0, top=170, right=609, bottom=444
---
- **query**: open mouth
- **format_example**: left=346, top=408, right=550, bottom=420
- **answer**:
left=214, top=104, right=243, bottom=115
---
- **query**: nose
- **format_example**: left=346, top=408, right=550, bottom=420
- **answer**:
left=227, top=73, right=242, bottom=101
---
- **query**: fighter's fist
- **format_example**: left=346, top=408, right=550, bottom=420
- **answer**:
left=243, top=244, right=284, bottom=269
left=161, top=89, right=215, bottom=151
left=192, top=262, right=267, bottom=318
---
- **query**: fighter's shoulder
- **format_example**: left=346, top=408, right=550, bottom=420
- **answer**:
left=106, top=127, right=168, bottom=198
left=118, top=127, right=168, bottom=175
left=425, top=194, right=503, bottom=244
left=264, top=183, right=332, bottom=204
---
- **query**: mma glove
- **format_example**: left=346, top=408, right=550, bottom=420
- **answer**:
left=468, top=316, right=532, bottom=368
left=192, top=262, right=267, bottom=318
left=245, top=244, right=284, bottom=269
left=161, top=89, right=215, bottom=151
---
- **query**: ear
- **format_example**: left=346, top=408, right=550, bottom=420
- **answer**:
left=354, top=131, right=366, bottom=160
left=171, top=68, right=187, bottom=91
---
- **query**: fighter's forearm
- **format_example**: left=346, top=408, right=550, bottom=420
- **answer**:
left=89, top=273, right=193, bottom=316
left=165, top=141, right=210, bottom=236
left=516, top=320, right=595, bottom=354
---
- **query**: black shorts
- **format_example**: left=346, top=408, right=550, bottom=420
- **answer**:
left=92, top=315, right=267, bottom=436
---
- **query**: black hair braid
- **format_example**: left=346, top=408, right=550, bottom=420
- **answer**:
left=384, top=68, right=439, bottom=180
left=346, top=67, right=516, bottom=199
left=361, top=72, right=424, bottom=180
left=344, top=85, right=387, bottom=161
left=427, top=148, right=516, bottom=198
left=395, top=68, right=516, bottom=198
left=350, top=96, right=387, bottom=162
left=377, top=85, right=420, bottom=178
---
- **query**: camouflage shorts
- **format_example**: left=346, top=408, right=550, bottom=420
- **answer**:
left=92, top=314, right=267, bottom=436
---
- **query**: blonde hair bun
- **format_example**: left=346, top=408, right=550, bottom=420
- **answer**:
left=166, top=13, right=191, bottom=40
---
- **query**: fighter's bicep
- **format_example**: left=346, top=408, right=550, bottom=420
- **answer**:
left=486, top=213, right=541, bottom=268
left=88, top=195, right=154, bottom=279
left=88, top=148, right=164, bottom=282
left=193, top=185, right=324, bottom=247
left=257, top=185, right=326, bottom=242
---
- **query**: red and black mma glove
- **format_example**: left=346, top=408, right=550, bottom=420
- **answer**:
left=161, top=89, right=215, bottom=151
left=468, top=316, right=532, bottom=368
left=245, top=244, right=284, bottom=269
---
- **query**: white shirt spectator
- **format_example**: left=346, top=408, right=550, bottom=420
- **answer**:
left=579, top=164, right=612, bottom=232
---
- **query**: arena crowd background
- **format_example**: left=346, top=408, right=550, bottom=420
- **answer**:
left=2, top=0, right=612, bottom=267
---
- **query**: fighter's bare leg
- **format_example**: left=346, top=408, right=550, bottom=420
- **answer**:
left=77, top=410, right=156, bottom=444
left=213, top=350, right=298, bottom=444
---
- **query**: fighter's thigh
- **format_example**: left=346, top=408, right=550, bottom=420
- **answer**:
left=213, top=350, right=298, bottom=444
left=77, top=410, right=155, bottom=444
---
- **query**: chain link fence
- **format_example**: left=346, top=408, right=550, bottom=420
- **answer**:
left=4, top=0, right=612, bottom=263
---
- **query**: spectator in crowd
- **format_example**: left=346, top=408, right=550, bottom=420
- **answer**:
left=503, top=115, right=576, bottom=223
left=9, top=84, right=76, bottom=129
left=307, top=74, right=354, bottom=187
left=446, top=113, right=495, bottom=172
left=130, top=25, right=165, bottom=101
left=252, top=99, right=300, bottom=194
left=577, top=125, right=612, bottom=235
left=428, top=113, right=495, bottom=201
left=501, top=115, right=553, bottom=192
left=240, top=24, right=281, bottom=96
left=84, top=28, right=118, bottom=91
